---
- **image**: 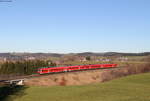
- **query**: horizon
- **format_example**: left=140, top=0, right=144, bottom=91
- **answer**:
left=0, top=0, right=150, bottom=53
left=0, top=51, right=149, bottom=54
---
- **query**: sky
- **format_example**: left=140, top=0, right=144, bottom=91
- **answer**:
left=0, top=0, right=150, bottom=53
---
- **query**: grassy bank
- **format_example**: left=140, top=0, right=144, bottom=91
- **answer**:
left=7, top=73, right=150, bottom=101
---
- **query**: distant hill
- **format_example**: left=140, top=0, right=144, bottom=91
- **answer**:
left=0, top=53, right=12, bottom=57
left=0, top=52, right=150, bottom=60
left=0, top=53, right=63, bottom=58
left=76, top=52, right=150, bottom=56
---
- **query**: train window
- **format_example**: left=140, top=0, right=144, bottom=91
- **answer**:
left=42, top=70, right=48, bottom=72
left=73, top=67, right=78, bottom=69
left=51, top=69, right=57, bottom=71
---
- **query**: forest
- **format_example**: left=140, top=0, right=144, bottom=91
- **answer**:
left=0, top=60, right=56, bottom=75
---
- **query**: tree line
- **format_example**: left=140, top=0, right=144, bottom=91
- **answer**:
left=0, top=60, right=56, bottom=75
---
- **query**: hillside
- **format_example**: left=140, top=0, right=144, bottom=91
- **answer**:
left=7, top=73, right=150, bottom=101
left=0, top=52, right=150, bottom=59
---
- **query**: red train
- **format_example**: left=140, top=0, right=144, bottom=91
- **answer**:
left=37, top=64, right=118, bottom=74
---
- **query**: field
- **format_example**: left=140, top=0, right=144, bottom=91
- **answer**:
left=61, top=55, right=149, bottom=67
left=6, top=72, right=150, bottom=101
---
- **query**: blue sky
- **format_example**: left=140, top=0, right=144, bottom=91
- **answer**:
left=0, top=0, right=150, bottom=53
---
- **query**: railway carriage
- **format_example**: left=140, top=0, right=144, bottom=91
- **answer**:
left=37, top=64, right=118, bottom=74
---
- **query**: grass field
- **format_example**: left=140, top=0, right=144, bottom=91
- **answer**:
left=6, top=72, right=150, bottom=101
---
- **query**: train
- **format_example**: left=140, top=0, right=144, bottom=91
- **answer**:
left=37, top=64, right=118, bottom=74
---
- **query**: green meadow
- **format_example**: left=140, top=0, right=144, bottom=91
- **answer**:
left=6, top=73, right=150, bottom=101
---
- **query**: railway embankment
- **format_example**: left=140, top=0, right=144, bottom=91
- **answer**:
left=25, top=63, right=150, bottom=86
